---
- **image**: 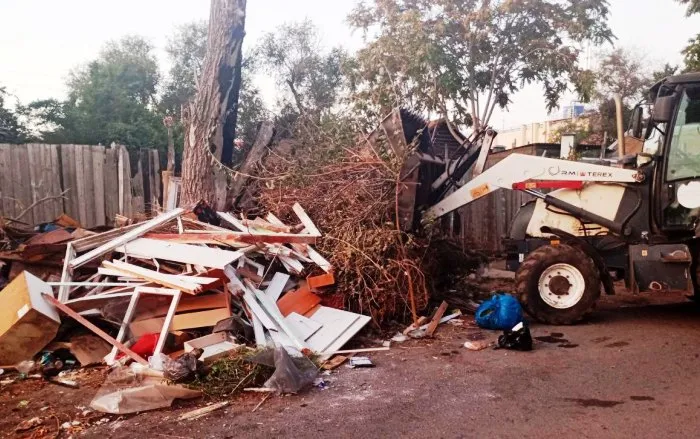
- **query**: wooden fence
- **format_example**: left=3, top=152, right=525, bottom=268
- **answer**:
left=0, top=144, right=161, bottom=228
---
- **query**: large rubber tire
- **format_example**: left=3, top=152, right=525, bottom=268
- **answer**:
left=516, top=244, right=601, bottom=325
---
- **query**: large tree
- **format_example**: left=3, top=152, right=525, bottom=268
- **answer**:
left=683, top=34, right=700, bottom=72
left=180, top=0, right=247, bottom=208
left=21, top=36, right=166, bottom=148
left=160, top=20, right=266, bottom=148
left=0, top=86, right=28, bottom=143
left=160, top=21, right=209, bottom=118
left=348, top=0, right=614, bottom=129
left=256, top=20, right=348, bottom=119
left=678, top=0, right=700, bottom=15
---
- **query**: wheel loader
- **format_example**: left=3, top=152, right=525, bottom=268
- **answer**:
left=384, top=72, right=700, bottom=325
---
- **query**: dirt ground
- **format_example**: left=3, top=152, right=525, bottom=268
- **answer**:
left=4, top=286, right=700, bottom=438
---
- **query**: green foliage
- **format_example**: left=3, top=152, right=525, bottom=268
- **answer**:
left=594, top=48, right=653, bottom=105
left=683, top=34, right=700, bottom=73
left=652, top=64, right=680, bottom=82
left=678, top=0, right=700, bottom=16
left=21, top=36, right=166, bottom=150
left=160, top=21, right=208, bottom=117
left=348, top=0, right=614, bottom=129
left=0, top=86, right=29, bottom=143
left=255, top=20, right=348, bottom=120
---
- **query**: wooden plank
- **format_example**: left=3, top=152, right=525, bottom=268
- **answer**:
left=178, top=401, right=229, bottom=421
left=292, top=203, right=321, bottom=236
left=251, top=286, right=309, bottom=350
left=68, top=208, right=185, bottom=269
left=74, top=145, right=87, bottom=226
left=83, top=145, right=96, bottom=227
left=130, top=308, right=231, bottom=337
left=9, top=145, right=30, bottom=223
left=92, top=145, right=106, bottom=226
left=59, top=145, right=75, bottom=220
left=43, top=293, right=148, bottom=365
left=426, top=301, right=448, bottom=336
left=284, top=312, right=322, bottom=341
left=276, top=288, right=321, bottom=317
left=102, top=260, right=202, bottom=294
left=0, top=145, right=13, bottom=217
left=116, top=237, right=245, bottom=269
left=131, top=151, right=145, bottom=215
left=105, top=289, right=141, bottom=365
left=142, top=232, right=317, bottom=245
left=265, top=273, right=290, bottom=302
left=104, top=147, right=119, bottom=225
left=332, top=347, right=390, bottom=354
left=26, top=144, right=40, bottom=222
left=151, top=149, right=161, bottom=208
left=305, top=306, right=361, bottom=353
left=49, top=145, right=63, bottom=218
left=320, top=313, right=372, bottom=355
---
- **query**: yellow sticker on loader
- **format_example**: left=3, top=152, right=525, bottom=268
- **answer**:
left=470, top=183, right=490, bottom=200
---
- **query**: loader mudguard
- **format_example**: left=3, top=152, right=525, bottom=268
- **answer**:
left=540, top=226, right=616, bottom=296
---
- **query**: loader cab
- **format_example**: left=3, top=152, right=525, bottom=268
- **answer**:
left=649, top=73, right=700, bottom=233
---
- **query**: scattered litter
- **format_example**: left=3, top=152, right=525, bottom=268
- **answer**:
left=349, top=357, right=375, bottom=368
left=90, top=367, right=201, bottom=414
left=475, top=293, right=523, bottom=330
left=496, top=322, right=533, bottom=351
left=313, top=377, right=329, bottom=390
left=178, top=401, right=229, bottom=421
left=463, top=340, right=491, bottom=351
left=391, top=333, right=408, bottom=343
left=251, top=346, right=317, bottom=395
left=15, top=417, right=43, bottom=433
left=321, top=355, right=347, bottom=370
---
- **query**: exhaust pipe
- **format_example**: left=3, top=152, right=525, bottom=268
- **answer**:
left=614, top=95, right=625, bottom=158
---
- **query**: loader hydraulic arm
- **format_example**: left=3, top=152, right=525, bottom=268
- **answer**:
left=422, top=153, right=642, bottom=228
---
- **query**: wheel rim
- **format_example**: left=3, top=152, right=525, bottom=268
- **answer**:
left=538, top=263, right=586, bottom=309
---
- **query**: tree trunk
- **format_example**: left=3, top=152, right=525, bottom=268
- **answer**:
left=181, top=0, right=247, bottom=208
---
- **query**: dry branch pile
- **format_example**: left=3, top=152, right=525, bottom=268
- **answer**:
left=254, top=117, right=475, bottom=325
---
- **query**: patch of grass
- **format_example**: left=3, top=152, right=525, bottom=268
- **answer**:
left=186, top=348, right=273, bottom=399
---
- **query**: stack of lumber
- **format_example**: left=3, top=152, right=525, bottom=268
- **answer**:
left=0, top=204, right=371, bottom=368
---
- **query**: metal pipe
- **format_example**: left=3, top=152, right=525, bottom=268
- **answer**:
left=614, top=95, right=625, bottom=158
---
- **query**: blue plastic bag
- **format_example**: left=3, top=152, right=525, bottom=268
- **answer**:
left=475, top=293, right=523, bottom=330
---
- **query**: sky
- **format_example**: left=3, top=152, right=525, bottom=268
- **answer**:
left=1, top=0, right=699, bottom=130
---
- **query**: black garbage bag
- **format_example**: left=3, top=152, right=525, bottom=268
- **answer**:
left=497, top=322, right=533, bottom=351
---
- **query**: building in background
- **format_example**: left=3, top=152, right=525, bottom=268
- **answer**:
left=494, top=106, right=594, bottom=150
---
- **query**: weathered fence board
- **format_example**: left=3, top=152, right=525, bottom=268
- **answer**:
left=0, top=144, right=163, bottom=228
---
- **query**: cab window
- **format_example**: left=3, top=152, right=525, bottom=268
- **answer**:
left=666, top=87, right=700, bottom=181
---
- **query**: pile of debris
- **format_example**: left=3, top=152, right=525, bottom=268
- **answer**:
left=252, top=113, right=481, bottom=324
left=0, top=202, right=373, bottom=413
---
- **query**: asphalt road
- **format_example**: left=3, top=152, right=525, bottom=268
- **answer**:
left=80, top=290, right=700, bottom=439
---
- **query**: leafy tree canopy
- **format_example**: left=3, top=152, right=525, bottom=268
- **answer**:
left=21, top=36, right=166, bottom=149
left=678, top=0, right=700, bottom=16
left=160, top=21, right=208, bottom=117
left=255, top=20, right=348, bottom=119
left=0, top=86, right=28, bottom=143
left=348, top=0, right=615, bottom=129
left=683, top=34, right=700, bottom=73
